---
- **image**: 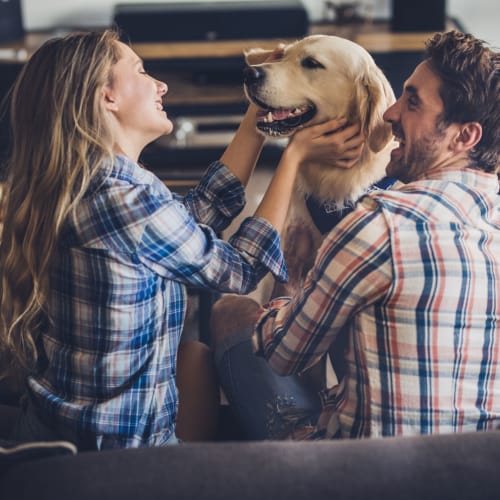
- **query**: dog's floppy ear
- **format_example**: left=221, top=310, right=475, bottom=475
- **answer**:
left=355, top=66, right=395, bottom=153
left=244, top=48, right=274, bottom=66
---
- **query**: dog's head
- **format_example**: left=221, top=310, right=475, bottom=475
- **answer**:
left=244, top=35, right=395, bottom=153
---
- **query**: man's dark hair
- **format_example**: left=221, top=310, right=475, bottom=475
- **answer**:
left=425, top=30, right=499, bottom=173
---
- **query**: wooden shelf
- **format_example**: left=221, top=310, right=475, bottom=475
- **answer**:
left=0, top=20, right=460, bottom=63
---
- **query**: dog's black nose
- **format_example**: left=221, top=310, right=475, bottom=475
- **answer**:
left=243, top=65, right=265, bottom=85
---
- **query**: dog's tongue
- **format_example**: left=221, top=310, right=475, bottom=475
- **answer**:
left=272, top=109, right=292, bottom=120
left=256, top=107, right=293, bottom=120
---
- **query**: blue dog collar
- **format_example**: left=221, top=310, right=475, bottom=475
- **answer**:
left=305, top=177, right=397, bottom=235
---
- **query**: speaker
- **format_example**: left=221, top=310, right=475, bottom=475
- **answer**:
left=391, top=0, right=446, bottom=32
left=113, top=1, right=309, bottom=43
left=0, top=0, right=24, bottom=43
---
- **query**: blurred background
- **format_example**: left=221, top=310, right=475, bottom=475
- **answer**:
left=15, top=0, right=500, bottom=48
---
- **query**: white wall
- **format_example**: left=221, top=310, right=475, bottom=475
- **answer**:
left=20, top=0, right=499, bottom=47
left=448, top=0, right=499, bottom=48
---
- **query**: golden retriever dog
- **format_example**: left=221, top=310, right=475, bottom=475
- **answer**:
left=242, top=35, right=396, bottom=386
left=244, top=34, right=396, bottom=296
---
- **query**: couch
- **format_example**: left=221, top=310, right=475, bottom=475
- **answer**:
left=1, top=411, right=500, bottom=500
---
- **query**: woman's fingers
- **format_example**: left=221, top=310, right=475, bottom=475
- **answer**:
left=288, top=118, right=366, bottom=168
left=307, top=118, right=348, bottom=138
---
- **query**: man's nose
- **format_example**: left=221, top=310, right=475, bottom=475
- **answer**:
left=383, top=99, right=399, bottom=123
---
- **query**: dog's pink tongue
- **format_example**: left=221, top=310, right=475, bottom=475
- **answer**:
left=272, top=109, right=292, bottom=120
left=255, top=107, right=295, bottom=121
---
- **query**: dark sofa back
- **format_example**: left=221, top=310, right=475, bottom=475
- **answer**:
left=1, top=431, right=500, bottom=500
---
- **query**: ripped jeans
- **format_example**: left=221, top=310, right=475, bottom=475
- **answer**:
left=214, top=327, right=322, bottom=440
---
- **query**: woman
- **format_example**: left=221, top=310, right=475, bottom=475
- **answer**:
left=0, top=30, right=363, bottom=449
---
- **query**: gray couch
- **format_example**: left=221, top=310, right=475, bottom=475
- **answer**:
left=1, top=423, right=500, bottom=500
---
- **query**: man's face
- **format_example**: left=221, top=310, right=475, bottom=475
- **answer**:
left=383, top=61, right=457, bottom=183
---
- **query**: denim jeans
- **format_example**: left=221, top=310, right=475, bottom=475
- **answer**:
left=214, top=327, right=322, bottom=440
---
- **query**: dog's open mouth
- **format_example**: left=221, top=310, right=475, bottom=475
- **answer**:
left=253, top=99, right=316, bottom=137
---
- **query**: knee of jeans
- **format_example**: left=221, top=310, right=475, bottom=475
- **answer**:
left=265, top=394, right=316, bottom=440
left=209, top=295, right=260, bottom=350
left=209, top=297, right=235, bottom=348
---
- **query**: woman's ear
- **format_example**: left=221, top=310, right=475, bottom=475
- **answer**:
left=101, top=85, right=119, bottom=112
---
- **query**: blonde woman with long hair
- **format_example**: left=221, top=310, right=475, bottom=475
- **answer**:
left=0, top=30, right=362, bottom=449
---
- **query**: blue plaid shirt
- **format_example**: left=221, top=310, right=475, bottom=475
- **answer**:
left=27, top=155, right=286, bottom=449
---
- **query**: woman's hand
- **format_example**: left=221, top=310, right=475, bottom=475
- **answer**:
left=287, top=118, right=365, bottom=169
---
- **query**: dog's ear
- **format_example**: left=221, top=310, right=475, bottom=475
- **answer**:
left=244, top=48, right=274, bottom=66
left=355, top=66, right=395, bottom=153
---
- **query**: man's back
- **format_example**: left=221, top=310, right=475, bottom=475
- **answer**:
left=335, top=167, right=500, bottom=437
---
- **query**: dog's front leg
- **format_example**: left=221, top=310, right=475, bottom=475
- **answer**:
left=271, top=223, right=332, bottom=393
left=271, top=222, right=315, bottom=299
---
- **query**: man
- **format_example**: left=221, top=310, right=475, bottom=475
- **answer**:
left=210, top=30, right=500, bottom=440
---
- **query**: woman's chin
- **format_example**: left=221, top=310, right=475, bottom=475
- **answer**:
left=163, top=119, right=174, bottom=135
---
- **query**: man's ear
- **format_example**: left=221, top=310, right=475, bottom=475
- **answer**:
left=101, top=85, right=119, bottom=112
left=453, top=122, right=482, bottom=152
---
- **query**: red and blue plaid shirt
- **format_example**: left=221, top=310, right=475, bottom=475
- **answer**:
left=28, top=155, right=286, bottom=449
left=254, top=167, right=500, bottom=438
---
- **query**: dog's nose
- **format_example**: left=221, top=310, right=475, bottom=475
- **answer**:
left=243, top=65, right=265, bottom=85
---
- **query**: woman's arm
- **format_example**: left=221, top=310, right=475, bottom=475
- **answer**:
left=219, top=104, right=266, bottom=188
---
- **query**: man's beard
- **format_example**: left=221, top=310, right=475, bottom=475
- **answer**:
left=387, top=121, right=447, bottom=183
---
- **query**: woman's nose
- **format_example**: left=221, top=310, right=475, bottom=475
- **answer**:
left=157, top=80, right=168, bottom=96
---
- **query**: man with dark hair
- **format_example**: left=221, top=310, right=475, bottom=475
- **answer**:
left=210, top=30, right=500, bottom=440
left=423, top=31, right=498, bottom=174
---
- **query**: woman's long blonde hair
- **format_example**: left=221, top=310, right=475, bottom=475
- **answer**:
left=0, top=30, right=120, bottom=378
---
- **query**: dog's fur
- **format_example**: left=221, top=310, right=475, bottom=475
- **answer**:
left=244, top=35, right=396, bottom=290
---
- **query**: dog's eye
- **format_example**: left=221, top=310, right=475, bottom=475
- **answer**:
left=301, top=57, right=325, bottom=70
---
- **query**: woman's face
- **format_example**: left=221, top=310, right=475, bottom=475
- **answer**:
left=103, top=42, right=173, bottom=158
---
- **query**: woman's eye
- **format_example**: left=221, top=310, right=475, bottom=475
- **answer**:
left=301, top=57, right=325, bottom=69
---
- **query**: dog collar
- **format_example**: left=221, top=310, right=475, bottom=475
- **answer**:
left=305, top=177, right=397, bottom=235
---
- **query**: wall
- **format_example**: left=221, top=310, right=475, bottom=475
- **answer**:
left=19, top=0, right=500, bottom=47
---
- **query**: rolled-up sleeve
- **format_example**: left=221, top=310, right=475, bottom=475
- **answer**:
left=179, top=161, right=247, bottom=233
left=135, top=162, right=287, bottom=294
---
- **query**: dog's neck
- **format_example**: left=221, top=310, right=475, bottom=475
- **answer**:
left=296, top=138, right=392, bottom=203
